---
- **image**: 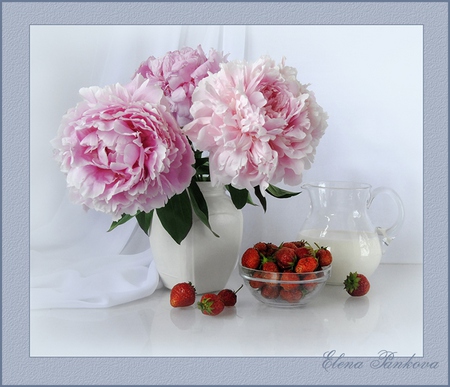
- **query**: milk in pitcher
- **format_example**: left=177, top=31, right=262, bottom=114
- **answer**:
left=298, top=229, right=382, bottom=285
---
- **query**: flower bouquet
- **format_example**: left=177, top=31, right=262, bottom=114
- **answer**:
left=51, top=45, right=328, bottom=245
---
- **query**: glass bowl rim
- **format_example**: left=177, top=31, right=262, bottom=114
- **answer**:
left=238, top=263, right=332, bottom=285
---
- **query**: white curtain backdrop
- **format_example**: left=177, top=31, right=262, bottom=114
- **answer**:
left=30, top=25, right=423, bottom=309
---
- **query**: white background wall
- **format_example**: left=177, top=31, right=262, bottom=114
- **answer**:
left=30, top=25, right=423, bottom=264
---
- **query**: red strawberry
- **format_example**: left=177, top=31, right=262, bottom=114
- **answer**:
left=170, top=282, right=196, bottom=307
left=279, top=288, right=303, bottom=303
left=344, top=272, right=370, bottom=296
left=253, top=242, right=268, bottom=254
left=275, top=247, right=297, bottom=269
left=265, top=243, right=279, bottom=257
left=253, top=242, right=278, bottom=257
left=280, top=271, right=300, bottom=291
left=292, top=240, right=307, bottom=248
left=281, top=242, right=297, bottom=250
left=241, top=247, right=261, bottom=269
left=315, top=244, right=333, bottom=267
left=295, top=256, right=318, bottom=273
left=301, top=273, right=318, bottom=292
left=294, top=246, right=314, bottom=259
left=262, top=261, right=279, bottom=271
left=197, top=293, right=225, bottom=316
left=249, top=271, right=265, bottom=289
left=261, top=261, right=280, bottom=285
left=260, top=285, right=280, bottom=299
left=217, top=285, right=243, bottom=306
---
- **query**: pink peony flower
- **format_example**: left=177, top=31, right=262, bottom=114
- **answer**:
left=134, top=45, right=228, bottom=127
left=183, top=56, right=328, bottom=193
left=51, top=75, right=195, bottom=220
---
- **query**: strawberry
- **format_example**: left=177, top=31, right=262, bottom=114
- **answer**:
left=253, top=242, right=278, bottom=258
left=249, top=271, right=265, bottom=289
left=280, top=271, right=300, bottom=290
left=281, top=242, right=297, bottom=250
left=295, top=256, right=318, bottom=273
left=217, top=285, right=243, bottom=306
left=261, top=261, right=279, bottom=272
left=261, top=261, right=280, bottom=285
left=197, top=293, right=225, bottom=316
left=265, top=243, right=279, bottom=257
left=170, top=282, right=196, bottom=307
left=294, top=246, right=314, bottom=259
left=241, top=247, right=261, bottom=269
left=279, top=288, right=303, bottom=303
left=292, top=240, right=307, bottom=248
left=344, top=272, right=370, bottom=296
left=253, top=242, right=268, bottom=254
left=315, top=244, right=332, bottom=267
left=301, top=273, right=318, bottom=292
left=260, top=285, right=280, bottom=299
left=275, top=247, right=297, bottom=269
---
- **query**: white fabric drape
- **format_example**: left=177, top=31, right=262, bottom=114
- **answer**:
left=30, top=25, right=423, bottom=309
left=30, top=191, right=160, bottom=309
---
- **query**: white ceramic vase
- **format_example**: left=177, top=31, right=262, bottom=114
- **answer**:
left=149, top=182, right=243, bottom=294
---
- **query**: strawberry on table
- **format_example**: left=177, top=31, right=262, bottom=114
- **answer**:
left=217, top=285, right=243, bottom=307
left=170, top=282, right=196, bottom=307
left=197, top=293, right=225, bottom=316
left=344, top=272, right=370, bottom=296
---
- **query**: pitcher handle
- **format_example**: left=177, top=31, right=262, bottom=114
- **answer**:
left=368, top=187, right=405, bottom=247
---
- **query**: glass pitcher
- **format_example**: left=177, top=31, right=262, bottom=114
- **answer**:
left=298, top=181, right=405, bottom=285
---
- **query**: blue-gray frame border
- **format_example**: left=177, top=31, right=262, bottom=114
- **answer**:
left=2, top=2, right=448, bottom=385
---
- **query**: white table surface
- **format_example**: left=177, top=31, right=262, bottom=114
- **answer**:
left=30, top=263, right=423, bottom=358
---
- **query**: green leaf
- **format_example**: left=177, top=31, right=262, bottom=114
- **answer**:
left=194, top=156, right=209, bottom=169
left=188, top=181, right=219, bottom=237
left=266, top=184, right=301, bottom=199
left=108, top=214, right=134, bottom=232
left=193, top=150, right=210, bottom=179
left=225, top=185, right=250, bottom=210
left=195, top=164, right=210, bottom=176
left=156, top=190, right=193, bottom=245
left=254, top=185, right=267, bottom=212
left=135, top=210, right=154, bottom=235
left=245, top=192, right=257, bottom=206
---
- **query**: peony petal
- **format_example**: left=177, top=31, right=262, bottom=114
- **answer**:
left=52, top=77, right=196, bottom=219
left=123, top=143, right=140, bottom=167
left=186, top=55, right=328, bottom=191
left=79, top=132, right=98, bottom=147
left=170, top=87, right=187, bottom=103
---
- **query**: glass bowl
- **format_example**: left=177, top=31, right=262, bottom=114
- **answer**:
left=238, top=263, right=331, bottom=308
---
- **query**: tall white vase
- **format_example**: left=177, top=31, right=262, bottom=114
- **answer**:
left=149, top=182, right=243, bottom=294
